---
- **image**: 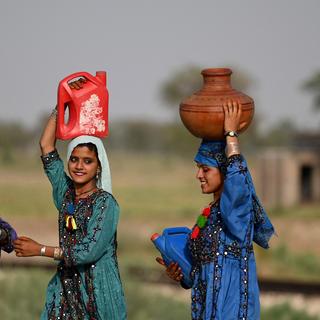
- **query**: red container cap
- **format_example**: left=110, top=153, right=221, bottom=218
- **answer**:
left=150, top=233, right=160, bottom=241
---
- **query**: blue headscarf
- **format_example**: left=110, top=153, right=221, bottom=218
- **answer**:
left=194, top=140, right=274, bottom=249
left=194, top=140, right=227, bottom=174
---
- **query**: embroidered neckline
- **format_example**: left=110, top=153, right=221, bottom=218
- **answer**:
left=65, top=188, right=103, bottom=231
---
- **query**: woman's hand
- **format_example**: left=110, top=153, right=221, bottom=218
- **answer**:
left=13, top=236, right=42, bottom=257
left=223, top=100, right=242, bottom=133
left=156, top=257, right=183, bottom=282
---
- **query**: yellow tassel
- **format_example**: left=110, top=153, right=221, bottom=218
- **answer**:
left=65, top=216, right=70, bottom=228
left=65, top=215, right=77, bottom=230
left=71, top=217, right=77, bottom=230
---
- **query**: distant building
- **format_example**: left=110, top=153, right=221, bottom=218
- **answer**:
left=252, top=133, right=320, bottom=208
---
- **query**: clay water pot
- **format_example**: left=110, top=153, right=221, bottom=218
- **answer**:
left=179, top=68, right=254, bottom=140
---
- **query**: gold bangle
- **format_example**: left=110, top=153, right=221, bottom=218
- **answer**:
left=227, top=142, right=240, bottom=148
left=227, top=143, right=240, bottom=157
left=53, top=247, right=63, bottom=260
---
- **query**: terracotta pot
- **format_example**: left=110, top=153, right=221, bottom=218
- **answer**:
left=179, top=68, right=254, bottom=140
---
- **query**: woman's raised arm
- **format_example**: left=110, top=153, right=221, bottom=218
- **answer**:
left=39, top=109, right=57, bottom=155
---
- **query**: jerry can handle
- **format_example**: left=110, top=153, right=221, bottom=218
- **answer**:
left=56, top=72, right=92, bottom=136
left=60, top=71, right=106, bottom=88
left=59, top=71, right=92, bottom=86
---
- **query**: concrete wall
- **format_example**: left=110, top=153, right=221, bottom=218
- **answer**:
left=253, top=148, right=320, bottom=208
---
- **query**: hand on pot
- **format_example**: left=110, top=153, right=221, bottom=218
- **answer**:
left=223, top=100, right=243, bottom=133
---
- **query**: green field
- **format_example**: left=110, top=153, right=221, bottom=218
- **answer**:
left=0, top=268, right=318, bottom=320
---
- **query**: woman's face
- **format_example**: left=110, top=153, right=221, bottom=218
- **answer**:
left=196, top=163, right=223, bottom=194
left=68, top=146, right=100, bottom=186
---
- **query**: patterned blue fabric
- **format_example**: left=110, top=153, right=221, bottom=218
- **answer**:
left=0, top=218, right=17, bottom=253
left=40, top=150, right=127, bottom=320
left=187, top=154, right=274, bottom=320
left=194, top=140, right=227, bottom=174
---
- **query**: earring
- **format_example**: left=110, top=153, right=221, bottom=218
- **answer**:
left=96, top=171, right=100, bottom=180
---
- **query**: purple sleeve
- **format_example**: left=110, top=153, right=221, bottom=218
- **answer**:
left=0, top=218, right=18, bottom=253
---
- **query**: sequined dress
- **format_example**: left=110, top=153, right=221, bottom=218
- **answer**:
left=187, top=155, right=273, bottom=320
left=40, top=150, right=127, bottom=320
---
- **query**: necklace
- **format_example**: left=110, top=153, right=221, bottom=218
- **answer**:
left=75, top=186, right=97, bottom=198
left=190, top=201, right=218, bottom=239
left=65, top=187, right=97, bottom=231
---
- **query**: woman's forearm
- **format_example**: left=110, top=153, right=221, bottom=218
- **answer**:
left=39, top=110, right=57, bottom=155
left=14, top=236, right=64, bottom=260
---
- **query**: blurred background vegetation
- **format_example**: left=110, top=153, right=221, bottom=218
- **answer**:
left=1, top=65, right=320, bottom=319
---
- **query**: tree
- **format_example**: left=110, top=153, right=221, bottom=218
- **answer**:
left=303, top=71, right=320, bottom=110
left=0, top=121, right=34, bottom=164
left=160, top=65, right=203, bottom=109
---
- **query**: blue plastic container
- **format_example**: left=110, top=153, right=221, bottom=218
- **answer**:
left=151, top=227, right=192, bottom=288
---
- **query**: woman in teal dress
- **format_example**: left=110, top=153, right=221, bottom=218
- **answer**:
left=13, top=102, right=127, bottom=319
left=157, top=101, right=274, bottom=320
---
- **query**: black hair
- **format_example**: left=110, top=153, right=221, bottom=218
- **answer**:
left=75, top=143, right=101, bottom=167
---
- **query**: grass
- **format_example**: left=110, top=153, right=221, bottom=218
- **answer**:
left=0, top=268, right=51, bottom=320
left=255, top=244, right=320, bottom=282
left=261, top=303, right=319, bottom=320
left=0, top=267, right=318, bottom=320
left=268, top=205, right=320, bottom=219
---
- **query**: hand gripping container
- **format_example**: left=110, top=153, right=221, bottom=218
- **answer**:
left=56, top=71, right=109, bottom=140
left=151, top=227, right=193, bottom=288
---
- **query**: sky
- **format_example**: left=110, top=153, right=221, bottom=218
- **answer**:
left=1, top=0, right=320, bottom=131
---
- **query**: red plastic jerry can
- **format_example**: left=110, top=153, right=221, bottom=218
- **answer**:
left=56, top=71, right=109, bottom=140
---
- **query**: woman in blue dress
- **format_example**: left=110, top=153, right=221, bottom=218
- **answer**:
left=157, top=100, right=274, bottom=320
left=13, top=81, right=127, bottom=319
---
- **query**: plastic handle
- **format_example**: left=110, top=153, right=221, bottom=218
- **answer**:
left=60, top=71, right=106, bottom=89
left=163, top=227, right=191, bottom=236
left=56, top=73, right=91, bottom=135
left=60, top=71, right=92, bottom=85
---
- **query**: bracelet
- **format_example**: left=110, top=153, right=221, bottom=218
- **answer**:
left=224, top=131, right=239, bottom=138
left=50, top=107, right=58, bottom=120
left=227, top=142, right=240, bottom=157
left=53, top=247, right=63, bottom=260
left=40, top=246, right=46, bottom=256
